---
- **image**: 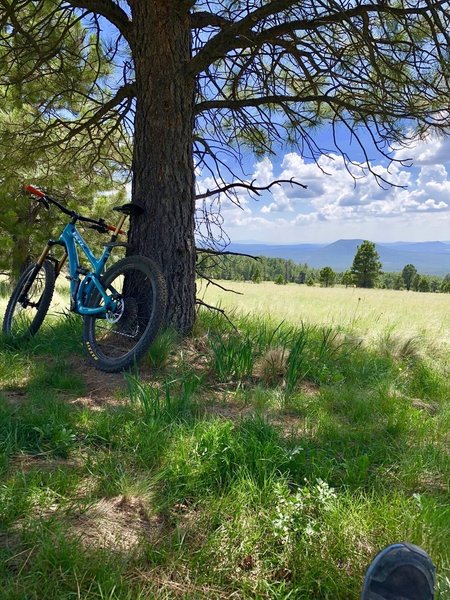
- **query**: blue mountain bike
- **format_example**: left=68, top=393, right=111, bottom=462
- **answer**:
left=2, top=185, right=167, bottom=372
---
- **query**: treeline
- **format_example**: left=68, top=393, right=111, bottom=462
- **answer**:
left=199, top=253, right=450, bottom=293
left=199, top=254, right=316, bottom=284
left=379, top=271, right=450, bottom=293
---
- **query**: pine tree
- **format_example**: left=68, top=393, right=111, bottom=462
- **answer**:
left=351, top=241, right=382, bottom=288
left=341, top=271, right=354, bottom=288
left=3, top=2, right=450, bottom=330
left=319, top=267, right=336, bottom=287
left=401, top=264, right=417, bottom=291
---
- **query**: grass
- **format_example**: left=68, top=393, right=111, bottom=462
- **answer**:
left=0, top=290, right=448, bottom=598
left=200, top=280, right=450, bottom=350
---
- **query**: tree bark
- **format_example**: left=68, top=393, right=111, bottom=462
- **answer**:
left=127, top=0, right=196, bottom=333
left=11, top=234, right=31, bottom=282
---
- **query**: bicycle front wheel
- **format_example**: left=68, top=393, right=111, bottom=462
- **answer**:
left=2, top=260, right=55, bottom=339
left=82, top=256, right=167, bottom=372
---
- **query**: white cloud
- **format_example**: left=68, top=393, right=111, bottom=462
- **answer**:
left=417, top=199, right=448, bottom=211
left=393, top=132, right=450, bottom=166
left=196, top=142, right=450, bottom=243
left=252, top=156, right=274, bottom=186
left=250, top=152, right=450, bottom=222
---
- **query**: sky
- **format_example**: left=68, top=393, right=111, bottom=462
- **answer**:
left=197, top=132, right=450, bottom=245
left=97, top=18, right=450, bottom=247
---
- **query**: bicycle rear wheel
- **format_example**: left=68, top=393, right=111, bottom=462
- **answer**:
left=82, top=256, right=167, bottom=372
left=2, top=260, right=55, bottom=339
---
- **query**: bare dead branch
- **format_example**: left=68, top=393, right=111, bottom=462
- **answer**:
left=195, top=178, right=306, bottom=200
left=197, top=248, right=259, bottom=261
left=195, top=299, right=239, bottom=331
left=198, top=274, right=244, bottom=295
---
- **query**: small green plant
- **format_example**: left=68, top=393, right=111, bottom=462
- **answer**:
left=209, top=333, right=254, bottom=383
left=0, top=279, right=11, bottom=297
left=146, top=327, right=179, bottom=369
left=126, top=371, right=201, bottom=421
left=284, top=325, right=309, bottom=396
left=272, top=479, right=337, bottom=546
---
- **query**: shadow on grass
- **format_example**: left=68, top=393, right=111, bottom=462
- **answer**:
left=0, top=310, right=448, bottom=599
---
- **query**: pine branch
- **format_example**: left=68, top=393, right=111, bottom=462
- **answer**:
left=189, top=1, right=446, bottom=75
left=69, top=0, right=132, bottom=40
left=195, top=178, right=306, bottom=200
left=41, top=83, right=136, bottom=147
left=190, top=11, right=232, bottom=29
left=197, top=248, right=259, bottom=261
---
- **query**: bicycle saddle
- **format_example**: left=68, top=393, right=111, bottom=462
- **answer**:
left=113, top=202, right=145, bottom=216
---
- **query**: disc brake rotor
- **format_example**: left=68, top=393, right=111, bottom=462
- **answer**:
left=106, top=298, right=125, bottom=324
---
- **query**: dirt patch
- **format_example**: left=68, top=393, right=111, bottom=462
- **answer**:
left=0, top=532, right=30, bottom=576
left=300, top=380, right=320, bottom=397
left=1, top=389, right=28, bottom=408
left=205, top=399, right=255, bottom=422
left=203, top=385, right=318, bottom=439
left=411, top=398, right=438, bottom=415
left=11, top=454, right=82, bottom=473
left=416, top=470, right=448, bottom=493
left=68, top=356, right=128, bottom=409
left=268, top=411, right=313, bottom=438
left=69, top=495, right=164, bottom=553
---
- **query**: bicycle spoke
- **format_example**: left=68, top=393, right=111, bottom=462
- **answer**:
left=90, top=265, right=154, bottom=359
left=4, top=266, right=54, bottom=338
left=83, top=256, right=167, bottom=371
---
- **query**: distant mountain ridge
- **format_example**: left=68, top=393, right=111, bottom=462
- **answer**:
left=227, top=239, right=450, bottom=276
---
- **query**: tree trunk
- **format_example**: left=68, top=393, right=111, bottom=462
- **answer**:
left=11, top=234, right=31, bottom=282
left=127, top=1, right=196, bottom=333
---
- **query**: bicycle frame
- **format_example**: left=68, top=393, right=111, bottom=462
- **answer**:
left=58, top=223, right=115, bottom=316
left=32, top=222, right=120, bottom=318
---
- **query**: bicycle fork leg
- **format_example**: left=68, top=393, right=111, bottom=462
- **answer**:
left=36, top=243, right=51, bottom=267
left=18, top=244, right=51, bottom=303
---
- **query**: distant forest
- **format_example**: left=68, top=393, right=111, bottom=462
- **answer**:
left=199, top=253, right=450, bottom=293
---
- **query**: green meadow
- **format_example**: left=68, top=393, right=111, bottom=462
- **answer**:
left=0, top=282, right=448, bottom=598
left=201, top=280, right=450, bottom=349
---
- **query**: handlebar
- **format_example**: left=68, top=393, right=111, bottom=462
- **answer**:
left=23, top=185, right=126, bottom=235
left=24, top=184, right=46, bottom=198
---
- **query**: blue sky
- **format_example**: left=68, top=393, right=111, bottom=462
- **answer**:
left=197, top=131, right=450, bottom=245
left=97, top=18, right=450, bottom=246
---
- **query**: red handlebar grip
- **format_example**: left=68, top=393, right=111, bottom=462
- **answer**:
left=107, top=224, right=126, bottom=235
left=24, top=184, right=46, bottom=198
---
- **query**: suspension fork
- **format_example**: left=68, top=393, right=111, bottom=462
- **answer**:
left=36, top=242, right=51, bottom=267
left=18, top=241, right=66, bottom=303
left=17, top=242, right=51, bottom=303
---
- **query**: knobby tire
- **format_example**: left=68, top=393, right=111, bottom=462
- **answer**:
left=82, top=256, right=167, bottom=372
left=2, top=260, right=55, bottom=340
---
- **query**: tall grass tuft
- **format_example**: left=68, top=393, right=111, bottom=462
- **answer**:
left=377, top=331, right=422, bottom=362
left=210, top=333, right=254, bottom=383
left=146, top=327, right=179, bottom=369
left=253, top=346, right=288, bottom=387
left=284, top=325, right=310, bottom=396
left=0, top=279, right=11, bottom=298
left=126, top=371, right=201, bottom=422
